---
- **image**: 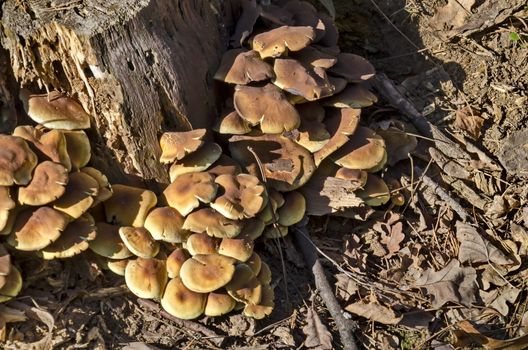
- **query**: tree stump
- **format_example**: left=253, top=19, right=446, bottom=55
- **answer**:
left=0, top=0, right=240, bottom=184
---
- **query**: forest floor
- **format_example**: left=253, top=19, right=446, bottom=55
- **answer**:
left=3, top=0, right=528, bottom=349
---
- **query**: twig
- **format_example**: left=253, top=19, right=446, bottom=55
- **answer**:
left=292, top=221, right=359, bottom=350
left=137, top=298, right=225, bottom=347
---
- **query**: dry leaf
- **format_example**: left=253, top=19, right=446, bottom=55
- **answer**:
left=303, top=308, right=333, bottom=349
left=345, top=301, right=402, bottom=325
left=511, top=223, right=528, bottom=256
left=380, top=221, right=404, bottom=257
left=414, top=259, right=478, bottom=308
left=343, top=234, right=367, bottom=273
left=335, top=273, right=359, bottom=302
left=453, top=106, right=485, bottom=139
left=481, top=285, right=520, bottom=316
left=485, top=195, right=520, bottom=219
left=454, top=320, right=528, bottom=349
left=432, top=0, right=476, bottom=31
left=456, top=221, right=515, bottom=266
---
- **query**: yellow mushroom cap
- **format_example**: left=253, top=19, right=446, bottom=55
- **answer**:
left=169, top=142, right=222, bottom=181
left=208, top=154, right=242, bottom=177
left=204, top=292, right=236, bottom=317
left=159, top=129, right=206, bottom=164
left=7, top=207, right=69, bottom=251
left=277, top=191, right=305, bottom=227
left=106, top=259, right=129, bottom=276
left=331, top=127, right=386, bottom=171
left=0, top=244, right=11, bottom=277
left=62, top=130, right=91, bottom=170
left=182, top=208, right=244, bottom=238
left=161, top=277, right=206, bottom=320
left=225, top=263, right=262, bottom=305
left=210, top=173, right=266, bottom=220
left=237, top=217, right=266, bottom=241
left=355, top=174, right=390, bottom=207
left=125, top=257, right=168, bottom=299
left=0, top=266, right=22, bottom=303
left=119, top=227, right=160, bottom=258
left=263, top=225, right=288, bottom=239
left=80, top=167, right=113, bottom=206
left=218, top=238, right=254, bottom=262
left=144, top=207, right=190, bottom=243
left=257, top=261, right=272, bottom=285
left=0, top=187, right=16, bottom=233
left=166, top=248, right=190, bottom=278
left=322, top=83, right=378, bottom=108
left=89, top=222, right=133, bottom=259
left=214, top=49, right=275, bottom=85
left=214, top=109, right=252, bottom=135
left=18, top=161, right=68, bottom=206
left=185, top=233, right=219, bottom=256
left=0, top=135, right=38, bottom=186
left=104, top=184, right=157, bottom=227
left=40, top=214, right=97, bottom=259
left=335, top=168, right=368, bottom=188
left=52, top=171, right=99, bottom=219
left=243, top=283, right=274, bottom=319
left=21, top=90, right=91, bottom=130
left=252, top=26, right=315, bottom=58
left=179, top=254, right=236, bottom=293
left=162, top=172, right=217, bottom=216
left=246, top=252, right=262, bottom=276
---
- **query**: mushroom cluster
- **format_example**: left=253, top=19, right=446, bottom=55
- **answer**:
left=214, top=0, right=395, bottom=212
left=0, top=244, right=21, bottom=303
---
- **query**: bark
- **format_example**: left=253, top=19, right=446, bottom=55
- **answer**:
left=1, top=0, right=240, bottom=184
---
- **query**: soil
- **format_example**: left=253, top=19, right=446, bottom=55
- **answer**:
left=3, top=0, right=528, bottom=349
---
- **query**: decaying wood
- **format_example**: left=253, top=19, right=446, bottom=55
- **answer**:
left=1, top=0, right=239, bottom=183
left=293, top=221, right=359, bottom=350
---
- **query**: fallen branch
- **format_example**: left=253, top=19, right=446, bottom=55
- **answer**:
left=137, top=298, right=225, bottom=347
left=292, top=220, right=359, bottom=350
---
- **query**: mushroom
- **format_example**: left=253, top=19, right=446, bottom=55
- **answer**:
left=283, top=0, right=325, bottom=42
left=13, top=126, right=71, bottom=170
left=0, top=135, right=38, bottom=186
left=182, top=208, right=244, bottom=238
left=166, top=248, right=190, bottom=278
left=18, top=161, right=68, bottom=206
left=40, top=214, right=97, bottom=259
left=225, top=263, right=262, bottom=305
left=89, top=222, right=133, bottom=259
left=62, top=130, right=91, bottom=170
left=292, top=46, right=337, bottom=69
left=237, top=218, right=266, bottom=241
left=214, top=109, right=252, bottom=135
left=169, top=142, right=222, bottom=181
left=0, top=187, right=15, bottom=232
left=0, top=244, right=11, bottom=289
left=144, top=207, right=190, bottom=243
left=243, top=283, right=274, bottom=319
left=330, top=126, right=386, bottom=171
left=0, top=266, right=22, bottom=303
left=52, top=171, right=99, bottom=219
left=252, top=26, right=315, bottom=58
left=263, top=224, right=288, bottom=239
left=322, top=84, right=378, bottom=108
left=233, top=84, right=301, bottom=134
left=80, top=167, right=113, bottom=206
left=218, top=238, right=254, bottom=262
left=104, top=184, right=157, bottom=227
left=246, top=252, right=262, bottom=276
left=208, top=155, right=243, bottom=177
left=185, top=233, right=219, bottom=256
left=7, top=207, right=69, bottom=251
left=335, top=168, right=368, bottom=189
left=277, top=191, right=305, bottom=226
left=159, top=129, right=206, bottom=164
left=125, top=257, right=168, bottom=299
left=106, top=259, right=130, bottom=276
left=119, top=227, right=160, bottom=258
left=162, top=172, right=217, bottom=216
left=229, top=133, right=316, bottom=191
left=355, top=174, right=390, bottom=207
left=214, top=49, right=275, bottom=85
left=328, top=53, right=376, bottom=82
left=161, top=277, right=206, bottom=320
left=257, top=261, right=272, bottom=285
left=210, top=173, right=266, bottom=220
left=179, top=254, right=236, bottom=293
left=290, top=118, right=331, bottom=153
left=273, top=59, right=334, bottom=101
left=20, top=90, right=91, bottom=130
left=204, top=292, right=237, bottom=317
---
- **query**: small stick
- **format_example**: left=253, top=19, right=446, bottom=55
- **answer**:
left=292, top=221, right=359, bottom=350
left=137, top=299, right=225, bottom=347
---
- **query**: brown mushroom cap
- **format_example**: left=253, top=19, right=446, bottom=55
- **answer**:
left=0, top=266, right=22, bottom=303
left=293, top=46, right=337, bottom=69
left=18, top=161, right=68, bottom=206
left=0, top=206, right=18, bottom=236
left=166, top=248, right=190, bottom=278
left=234, top=84, right=301, bottom=134
left=180, top=254, right=236, bottom=293
left=322, top=84, right=378, bottom=108
left=0, top=187, right=15, bottom=233
left=13, top=126, right=72, bottom=171
left=7, top=207, right=69, bottom=251
left=169, top=142, right=222, bottom=181
left=119, top=227, right=160, bottom=258
left=214, top=109, right=252, bottom=135
left=182, top=208, right=244, bottom=238
left=106, top=259, right=129, bottom=276
left=144, top=207, right=190, bottom=243
left=0, top=244, right=11, bottom=279
left=218, top=238, right=254, bottom=262
left=328, top=53, right=376, bottom=82
left=104, top=184, right=157, bottom=227
left=237, top=217, right=266, bottom=241
left=21, top=90, right=91, bottom=130
left=257, top=261, right=272, bottom=285
left=80, top=167, right=113, bottom=205
left=263, top=224, right=288, bottom=239
left=313, top=108, right=361, bottom=166
left=331, top=127, right=386, bottom=171
left=210, top=173, right=266, bottom=220
left=246, top=252, right=262, bottom=276
left=159, top=129, right=206, bottom=164
left=284, top=0, right=325, bottom=41
left=375, top=122, right=418, bottom=166
left=162, top=172, right=217, bottom=216
left=356, top=174, right=390, bottom=207
left=161, top=277, right=206, bottom=320
left=62, top=130, right=91, bottom=170
left=277, top=191, right=305, bottom=226
left=204, top=292, right=236, bottom=317
left=185, top=233, right=219, bottom=256
left=252, top=26, right=315, bottom=58
left=40, top=214, right=97, bottom=259
left=291, top=118, right=331, bottom=153
left=229, top=133, right=316, bottom=192
left=89, top=222, right=133, bottom=259
left=335, top=168, right=368, bottom=189
left=208, top=155, right=242, bottom=177
left=52, top=171, right=99, bottom=219
left=273, top=59, right=334, bottom=101
left=214, top=49, right=275, bottom=85
left=125, top=258, right=168, bottom=299
left=0, top=135, right=38, bottom=186
left=318, top=12, right=339, bottom=47
left=243, top=283, right=274, bottom=319
left=225, top=263, right=262, bottom=305
left=296, top=102, right=325, bottom=122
